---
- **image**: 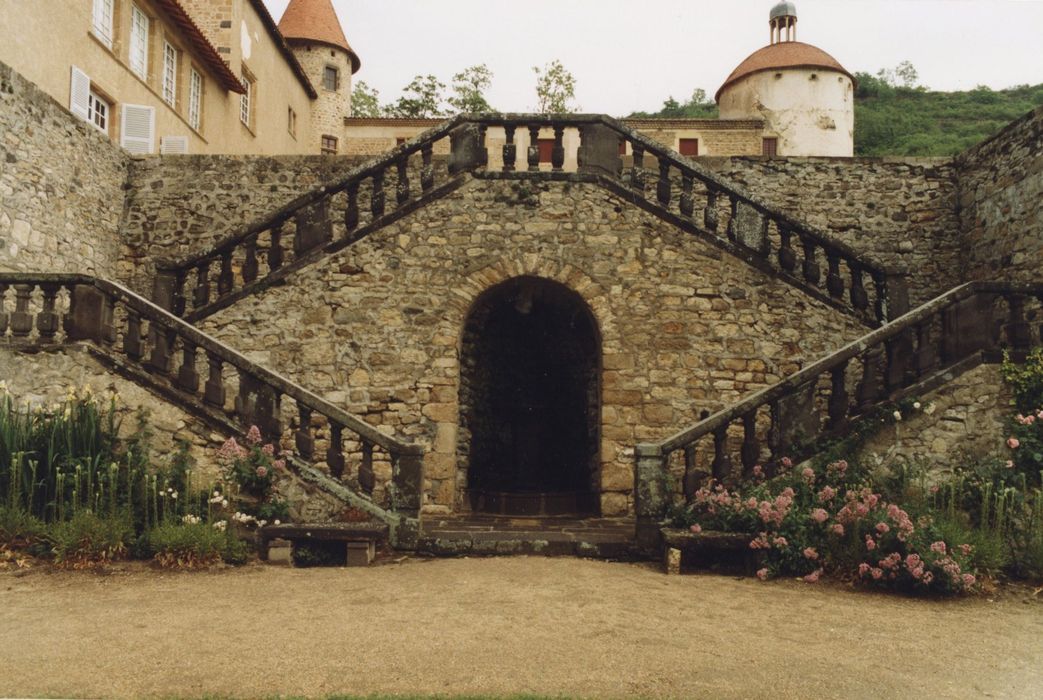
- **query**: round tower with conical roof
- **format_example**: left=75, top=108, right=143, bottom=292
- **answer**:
left=278, top=0, right=360, bottom=154
left=717, top=2, right=855, bottom=156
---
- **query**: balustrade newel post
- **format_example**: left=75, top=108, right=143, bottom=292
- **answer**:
left=634, top=443, right=670, bottom=552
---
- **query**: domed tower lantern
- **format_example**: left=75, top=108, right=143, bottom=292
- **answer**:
left=770, top=1, right=798, bottom=44
left=278, top=0, right=361, bottom=155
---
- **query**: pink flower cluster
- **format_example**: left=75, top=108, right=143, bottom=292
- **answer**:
left=217, top=437, right=247, bottom=460
left=245, top=425, right=263, bottom=445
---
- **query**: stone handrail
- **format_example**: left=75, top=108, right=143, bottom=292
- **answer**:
left=631, top=280, right=1043, bottom=548
left=0, top=273, right=423, bottom=537
left=152, top=113, right=903, bottom=324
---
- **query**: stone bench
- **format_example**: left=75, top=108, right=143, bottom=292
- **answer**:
left=258, top=522, right=389, bottom=567
left=660, top=528, right=766, bottom=576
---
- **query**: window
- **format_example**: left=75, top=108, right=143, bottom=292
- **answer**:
left=188, top=69, right=202, bottom=130
left=120, top=104, right=156, bottom=154
left=395, top=137, right=407, bottom=146
left=162, top=42, right=178, bottom=107
left=88, top=90, right=110, bottom=134
left=679, top=138, right=699, bottom=156
left=92, top=0, right=114, bottom=48
left=323, top=66, right=339, bottom=92
left=287, top=107, right=297, bottom=138
left=321, top=135, right=338, bottom=155
left=762, top=137, right=778, bottom=157
left=240, top=69, right=254, bottom=128
left=129, top=5, right=150, bottom=80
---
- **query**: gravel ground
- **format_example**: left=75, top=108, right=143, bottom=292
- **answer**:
left=1, top=556, right=1041, bottom=699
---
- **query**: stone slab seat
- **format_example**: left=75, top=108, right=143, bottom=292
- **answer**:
left=660, top=528, right=766, bottom=575
left=257, top=522, right=389, bottom=566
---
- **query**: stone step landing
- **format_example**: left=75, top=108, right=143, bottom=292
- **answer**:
left=418, top=515, right=640, bottom=559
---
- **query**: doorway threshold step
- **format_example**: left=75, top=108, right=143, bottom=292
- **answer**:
left=418, top=516, right=640, bottom=560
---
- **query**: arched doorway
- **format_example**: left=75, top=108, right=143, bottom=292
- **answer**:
left=459, top=276, right=601, bottom=516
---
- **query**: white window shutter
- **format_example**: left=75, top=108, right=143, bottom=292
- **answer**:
left=70, top=66, right=91, bottom=121
left=121, top=104, right=155, bottom=154
left=160, top=136, right=189, bottom=155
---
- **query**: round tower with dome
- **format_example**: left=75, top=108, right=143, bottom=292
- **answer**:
left=716, top=2, right=855, bottom=157
left=278, top=0, right=360, bottom=154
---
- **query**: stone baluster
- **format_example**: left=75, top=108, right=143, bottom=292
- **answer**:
left=177, top=340, right=200, bottom=393
left=477, top=125, right=488, bottom=169
left=1006, top=293, right=1031, bottom=360
left=939, top=305, right=958, bottom=365
left=203, top=352, right=225, bottom=408
left=344, top=184, right=360, bottom=234
left=327, top=423, right=345, bottom=479
left=269, top=224, right=284, bottom=272
left=37, top=283, right=60, bottom=340
left=711, top=425, right=731, bottom=481
left=856, top=347, right=882, bottom=411
left=551, top=125, right=565, bottom=171
left=421, top=144, right=434, bottom=191
left=826, top=251, right=844, bottom=300
left=193, top=262, right=210, bottom=308
left=704, top=188, right=719, bottom=233
left=0, top=283, right=8, bottom=336
left=741, top=413, right=759, bottom=477
left=242, top=235, right=259, bottom=284
left=396, top=156, right=410, bottom=206
left=656, top=159, right=671, bottom=207
left=777, top=225, right=797, bottom=274
left=295, top=405, right=314, bottom=460
left=10, top=284, right=33, bottom=338
left=682, top=445, right=699, bottom=499
left=767, top=400, right=783, bottom=463
left=527, top=125, right=541, bottom=172
left=872, top=272, right=887, bottom=323
left=725, top=197, right=738, bottom=241
left=914, top=320, right=938, bottom=378
left=827, top=360, right=850, bottom=430
left=800, top=235, right=821, bottom=285
left=147, top=325, right=174, bottom=375
left=265, top=389, right=283, bottom=439
left=124, top=310, right=144, bottom=361
left=630, top=143, right=644, bottom=192
left=502, top=125, right=517, bottom=172
left=371, top=169, right=386, bottom=218
left=217, top=249, right=234, bottom=297
left=679, top=173, right=694, bottom=218
left=885, top=333, right=913, bottom=391
left=171, top=271, right=186, bottom=317
left=849, top=264, right=869, bottom=312
left=359, top=440, right=375, bottom=495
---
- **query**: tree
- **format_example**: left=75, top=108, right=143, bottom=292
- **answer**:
left=448, top=64, right=494, bottom=114
left=350, top=81, right=383, bottom=118
left=533, top=60, right=578, bottom=113
left=388, top=74, right=446, bottom=118
left=894, top=61, right=919, bottom=89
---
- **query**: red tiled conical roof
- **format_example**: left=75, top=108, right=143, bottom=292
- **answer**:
left=278, top=0, right=360, bottom=73
left=716, top=42, right=853, bottom=102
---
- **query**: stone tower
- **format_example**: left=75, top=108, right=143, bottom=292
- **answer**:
left=716, top=2, right=855, bottom=156
left=278, top=0, right=361, bottom=154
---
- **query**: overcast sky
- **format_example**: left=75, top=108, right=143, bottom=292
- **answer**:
left=262, top=0, right=1043, bottom=115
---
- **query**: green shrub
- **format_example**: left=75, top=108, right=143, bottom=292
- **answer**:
left=147, top=521, right=249, bottom=568
left=47, top=511, right=132, bottom=568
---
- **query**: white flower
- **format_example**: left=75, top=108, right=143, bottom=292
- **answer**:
left=213, top=491, right=220, bottom=498
left=913, top=402, right=921, bottom=410
left=221, top=499, right=228, bottom=507
left=893, top=411, right=902, bottom=421
left=182, top=514, right=200, bottom=525
left=170, top=491, right=178, bottom=500
left=274, top=519, right=281, bottom=526
left=213, top=520, right=227, bottom=531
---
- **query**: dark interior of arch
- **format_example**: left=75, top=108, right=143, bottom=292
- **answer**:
left=460, top=276, right=600, bottom=515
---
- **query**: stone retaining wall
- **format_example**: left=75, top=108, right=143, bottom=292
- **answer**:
left=0, top=61, right=127, bottom=276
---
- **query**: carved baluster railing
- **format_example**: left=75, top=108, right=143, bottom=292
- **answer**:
left=371, top=169, right=386, bottom=218
left=800, top=234, right=821, bottom=286
left=193, top=262, right=210, bottom=309
left=177, top=339, right=200, bottom=394
left=527, top=125, right=541, bottom=172
left=630, top=142, right=644, bottom=192
left=203, top=351, right=225, bottom=409
left=656, top=158, right=671, bottom=207
left=124, top=310, right=144, bottom=361
left=679, top=172, right=694, bottom=219
left=711, top=425, right=730, bottom=481
left=327, top=422, right=345, bottom=479
left=856, top=347, right=882, bottom=412
left=827, top=360, right=850, bottom=430
left=295, top=404, right=314, bottom=460
left=359, top=440, right=375, bottom=495
left=148, top=326, right=175, bottom=376
left=850, top=264, right=869, bottom=313
left=872, top=272, right=887, bottom=323
left=37, top=283, right=60, bottom=341
left=344, top=183, right=360, bottom=235
left=396, top=156, right=410, bottom=206
left=217, top=249, right=234, bottom=298
left=777, top=224, right=797, bottom=275
left=502, top=125, right=516, bottom=172
left=704, top=188, right=719, bottom=233
left=10, top=284, right=32, bottom=338
left=551, top=125, right=565, bottom=172
left=242, top=234, right=259, bottom=284
left=269, top=224, right=284, bottom=272
left=420, top=143, right=434, bottom=191
left=826, top=251, right=845, bottom=300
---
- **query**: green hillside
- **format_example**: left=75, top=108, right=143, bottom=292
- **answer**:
left=626, top=78, right=1043, bottom=157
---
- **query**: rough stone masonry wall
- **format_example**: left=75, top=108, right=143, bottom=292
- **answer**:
left=956, top=105, right=1043, bottom=284
left=0, top=60, right=128, bottom=275
left=699, top=156, right=962, bottom=308
left=198, top=177, right=870, bottom=516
